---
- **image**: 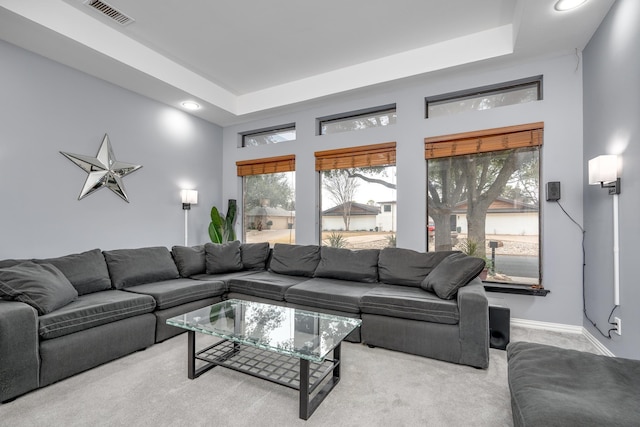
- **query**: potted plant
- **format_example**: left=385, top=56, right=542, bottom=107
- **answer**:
left=209, top=199, right=237, bottom=243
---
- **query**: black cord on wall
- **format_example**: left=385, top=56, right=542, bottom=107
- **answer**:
left=555, top=200, right=618, bottom=339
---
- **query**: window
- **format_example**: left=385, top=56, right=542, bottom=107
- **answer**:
left=425, top=123, right=543, bottom=286
left=315, top=142, right=397, bottom=249
left=237, top=155, right=295, bottom=246
left=318, top=105, right=396, bottom=135
left=241, top=124, right=296, bottom=147
left=426, top=76, right=542, bottom=118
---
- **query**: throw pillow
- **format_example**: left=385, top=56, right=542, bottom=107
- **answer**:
left=269, top=244, right=321, bottom=277
left=0, top=262, right=78, bottom=315
left=34, top=249, right=111, bottom=295
left=172, top=245, right=206, bottom=277
left=420, top=253, right=486, bottom=300
left=240, top=242, right=270, bottom=270
left=103, top=247, right=180, bottom=289
left=314, top=247, right=379, bottom=283
left=205, top=241, right=243, bottom=274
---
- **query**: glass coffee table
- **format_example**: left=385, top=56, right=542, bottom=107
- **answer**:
left=166, top=299, right=361, bottom=420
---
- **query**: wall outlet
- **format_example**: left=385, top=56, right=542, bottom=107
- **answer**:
left=614, top=317, right=622, bottom=336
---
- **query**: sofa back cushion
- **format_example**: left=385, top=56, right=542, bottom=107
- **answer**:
left=0, top=262, right=78, bottom=315
left=103, top=247, right=179, bottom=289
left=171, top=245, right=206, bottom=277
left=240, top=242, right=270, bottom=270
left=378, top=248, right=459, bottom=287
left=205, top=241, right=243, bottom=274
left=421, top=253, right=486, bottom=299
left=34, top=249, right=111, bottom=295
left=269, top=244, right=320, bottom=277
left=314, top=247, right=379, bottom=283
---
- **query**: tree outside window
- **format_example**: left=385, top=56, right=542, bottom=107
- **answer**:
left=427, top=147, right=540, bottom=285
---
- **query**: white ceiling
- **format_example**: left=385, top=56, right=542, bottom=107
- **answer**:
left=0, top=0, right=615, bottom=126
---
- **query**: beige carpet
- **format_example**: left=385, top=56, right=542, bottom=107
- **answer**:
left=0, top=326, right=599, bottom=427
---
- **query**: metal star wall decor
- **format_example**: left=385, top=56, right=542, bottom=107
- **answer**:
left=60, top=134, right=142, bottom=202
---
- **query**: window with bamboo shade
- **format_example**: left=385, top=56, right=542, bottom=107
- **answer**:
left=425, top=123, right=543, bottom=287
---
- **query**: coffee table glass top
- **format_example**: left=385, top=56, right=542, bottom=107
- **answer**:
left=167, top=299, right=361, bottom=362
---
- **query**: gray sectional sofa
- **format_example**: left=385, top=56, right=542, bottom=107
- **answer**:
left=0, top=242, right=489, bottom=402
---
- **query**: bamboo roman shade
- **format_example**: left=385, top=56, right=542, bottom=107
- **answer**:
left=236, top=155, right=295, bottom=176
left=424, top=123, right=543, bottom=159
left=315, top=142, right=396, bottom=171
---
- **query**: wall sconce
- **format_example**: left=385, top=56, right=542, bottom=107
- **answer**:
left=180, top=189, right=198, bottom=246
left=588, top=154, right=621, bottom=306
left=181, top=189, right=198, bottom=210
left=588, top=155, right=620, bottom=195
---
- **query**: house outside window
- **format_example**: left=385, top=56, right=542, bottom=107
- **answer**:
left=237, top=156, right=295, bottom=246
left=425, top=124, right=542, bottom=286
left=316, top=143, right=397, bottom=249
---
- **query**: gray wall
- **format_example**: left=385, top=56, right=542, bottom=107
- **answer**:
left=0, top=40, right=223, bottom=259
left=583, top=0, right=640, bottom=358
left=222, top=52, right=586, bottom=327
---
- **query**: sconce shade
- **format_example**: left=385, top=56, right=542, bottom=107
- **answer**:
left=181, top=189, right=198, bottom=204
left=588, top=155, right=618, bottom=185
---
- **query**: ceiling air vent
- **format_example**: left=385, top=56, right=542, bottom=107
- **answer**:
left=84, top=0, right=135, bottom=26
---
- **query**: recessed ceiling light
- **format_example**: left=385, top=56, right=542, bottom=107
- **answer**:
left=554, top=0, right=587, bottom=11
left=181, top=101, right=200, bottom=110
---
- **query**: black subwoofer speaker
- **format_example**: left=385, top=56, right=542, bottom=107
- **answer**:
left=489, top=305, right=510, bottom=350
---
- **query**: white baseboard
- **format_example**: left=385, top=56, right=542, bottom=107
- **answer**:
left=511, top=317, right=616, bottom=357
left=511, top=317, right=583, bottom=334
left=582, top=328, right=616, bottom=357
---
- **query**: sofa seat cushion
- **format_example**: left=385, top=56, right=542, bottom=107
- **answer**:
left=190, top=270, right=260, bottom=283
left=122, top=278, right=226, bottom=310
left=360, top=285, right=459, bottom=324
left=228, top=271, right=310, bottom=301
left=285, top=278, right=378, bottom=314
left=38, top=290, right=156, bottom=340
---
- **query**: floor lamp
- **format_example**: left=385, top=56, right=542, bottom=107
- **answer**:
left=181, top=189, right=198, bottom=246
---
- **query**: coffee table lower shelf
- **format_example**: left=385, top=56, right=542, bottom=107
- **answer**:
left=186, top=331, right=341, bottom=420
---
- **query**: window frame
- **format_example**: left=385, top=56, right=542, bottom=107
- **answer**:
left=240, top=123, right=296, bottom=147
left=236, top=155, right=296, bottom=245
left=425, top=123, right=543, bottom=287
left=425, top=76, right=543, bottom=118
left=317, top=104, right=397, bottom=136
left=315, top=142, right=397, bottom=247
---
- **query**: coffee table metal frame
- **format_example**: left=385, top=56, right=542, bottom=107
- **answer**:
left=168, top=300, right=359, bottom=420
left=187, top=331, right=341, bottom=420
